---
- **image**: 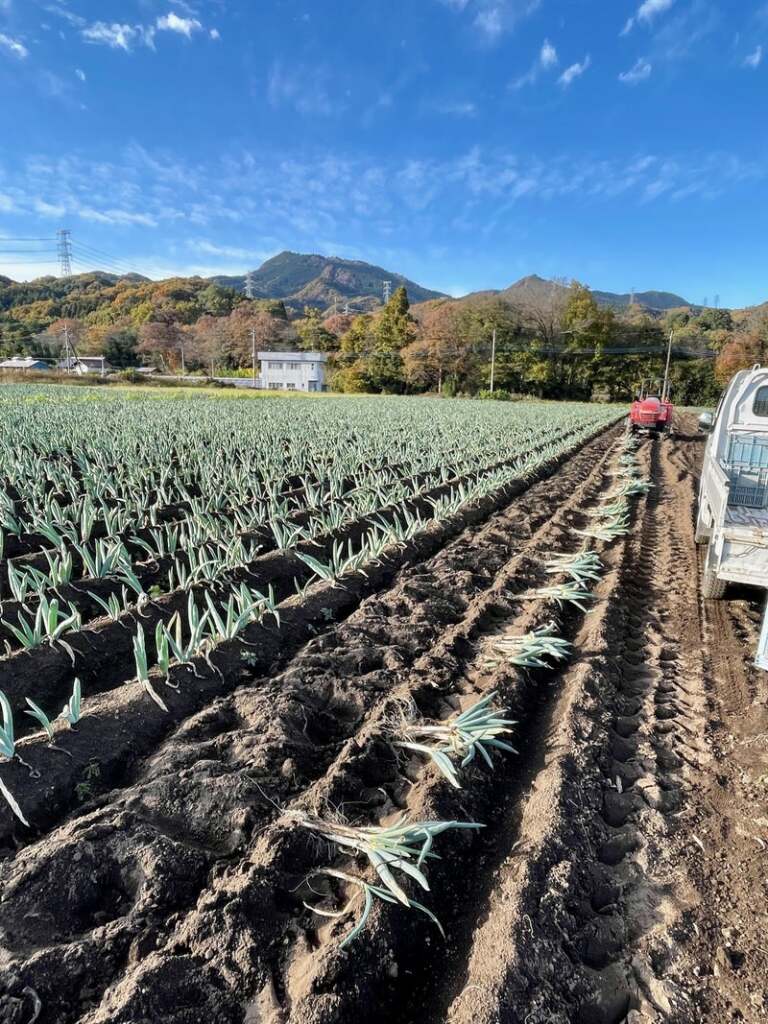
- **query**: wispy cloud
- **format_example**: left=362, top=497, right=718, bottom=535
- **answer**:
left=0, top=32, right=28, bottom=59
left=82, top=23, right=142, bottom=51
left=622, top=0, right=675, bottom=36
left=187, top=239, right=268, bottom=261
left=156, top=12, right=202, bottom=38
left=44, top=5, right=85, bottom=28
left=78, top=11, right=211, bottom=52
left=558, top=55, right=591, bottom=86
left=75, top=68, right=85, bottom=81
left=267, top=61, right=341, bottom=117
left=439, top=0, right=542, bottom=42
left=510, top=37, right=559, bottom=89
left=433, top=100, right=477, bottom=116
left=0, top=143, right=763, bottom=276
left=540, top=38, right=558, bottom=68
left=743, top=44, right=763, bottom=68
left=646, top=1, right=719, bottom=62
left=619, top=57, right=652, bottom=83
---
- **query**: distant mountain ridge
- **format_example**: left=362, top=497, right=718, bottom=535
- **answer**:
left=211, top=251, right=447, bottom=310
left=482, top=274, right=691, bottom=312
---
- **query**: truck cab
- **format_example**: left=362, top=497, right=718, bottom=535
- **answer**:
left=696, top=365, right=768, bottom=668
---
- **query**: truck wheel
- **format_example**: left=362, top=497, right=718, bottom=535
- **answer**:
left=702, top=543, right=727, bottom=599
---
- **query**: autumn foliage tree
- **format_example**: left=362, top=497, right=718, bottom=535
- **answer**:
left=715, top=331, right=768, bottom=385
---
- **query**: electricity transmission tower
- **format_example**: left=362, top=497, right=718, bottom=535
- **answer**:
left=383, top=280, right=392, bottom=304
left=57, top=229, right=72, bottom=277
left=245, top=271, right=254, bottom=299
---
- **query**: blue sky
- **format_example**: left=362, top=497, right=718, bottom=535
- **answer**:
left=0, top=0, right=766, bottom=306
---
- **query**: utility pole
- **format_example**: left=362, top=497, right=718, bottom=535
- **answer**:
left=251, top=327, right=257, bottom=388
left=62, top=324, right=71, bottom=373
left=489, top=328, right=497, bottom=393
left=383, top=280, right=392, bottom=304
left=245, top=271, right=254, bottom=299
left=662, top=329, right=674, bottom=401
left=179, top=341, right=185, bottom=376
left=57, top=229, right=72, bottom=278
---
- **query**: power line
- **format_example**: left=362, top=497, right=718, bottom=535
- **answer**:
left=71, top=253, right=135, bottom=277
left=71, top=240, right=143, bottom=275
left=70, top=256, right=140, bottom=279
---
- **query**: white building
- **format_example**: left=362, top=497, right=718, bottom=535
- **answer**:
left=58, top=356, right=113, bottom=375
left=0, top=356, right=50, bottom=371
left=257, top=351, right=328, bottom=392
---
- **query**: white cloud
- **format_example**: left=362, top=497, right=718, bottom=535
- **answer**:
left=188, top=239, right=267, bottom=261
left=79, top=207, right=158, bottom=227
left=619, top=57, right=652, bottom=83
left=267, top=61, right=340, bottom=117
left=440, top=0, right=542, bottom=42
left=75, top=68, right=86, bottom=81
left=434, top=100, right=477, bottom=116
left=156, top=12, right=202, bottom=38
left=510, top=37, right=558, bottom=88
left=475, top=6, right=503, bottom=39
left=34, top=199, right=66, bottom=217
left=558, top=54, right=591, bottom=86
left=82, top=23, right=138, bottom=50
left=743, top=44, right=763, bottom=68
left=44, top=4, right=85, bottom=28
left=81, top=12, right=210, bottom=52
left=0, top=32, right=29, bottom=59
left=540, top=38, right=558, bottom=68
left=622, top=0, right=674, bottom=34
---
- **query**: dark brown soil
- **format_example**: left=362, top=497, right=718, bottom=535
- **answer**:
left=0, top=416, right=764, bottom=1024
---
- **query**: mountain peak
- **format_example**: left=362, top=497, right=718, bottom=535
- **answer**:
left=213, top=251, right=446, bottom=310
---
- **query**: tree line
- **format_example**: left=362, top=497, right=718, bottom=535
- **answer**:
left=2, top=271, right=766, bottom=404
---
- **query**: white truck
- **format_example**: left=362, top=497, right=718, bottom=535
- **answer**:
left=696, top=365, right=768, bottom=669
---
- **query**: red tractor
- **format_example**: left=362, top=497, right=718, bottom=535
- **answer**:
left=629, top=378, right=675, bottom=436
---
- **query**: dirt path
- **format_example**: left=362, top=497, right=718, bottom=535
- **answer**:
left=2, top=416, right=767, bottom=1024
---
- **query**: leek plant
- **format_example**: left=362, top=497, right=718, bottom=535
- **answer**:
left=305, top=867, right=444, bottom=949
left=544, top=549, right=603, bottom=585
left=515, top=580, right=594, bottom=612
left=132, top=624, right=168, bottom=712
left=394, top=692, right=517, bottom=788
left=485, top=622, right=572, bottom=669
left=290, top=811, right=483, bottom=906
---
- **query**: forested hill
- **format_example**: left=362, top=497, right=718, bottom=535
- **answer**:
left=468, top=274, right=691, bottom=313
left=211, top=251, right=447, bottom=307
left=0, top=252, right=445, bottom=343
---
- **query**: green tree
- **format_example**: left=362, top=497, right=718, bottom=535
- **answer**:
left=296, top=307, right=338, bottom=352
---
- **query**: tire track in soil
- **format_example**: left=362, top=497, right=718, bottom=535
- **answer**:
left=0, top=425, right=621, bottom=1024
left=670, top=419, right=768, bottom=1024
left=403, top=428, right=711, bottom=1024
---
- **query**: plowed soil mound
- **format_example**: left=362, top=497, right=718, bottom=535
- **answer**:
left=1, top=415, right=765, bottom=1024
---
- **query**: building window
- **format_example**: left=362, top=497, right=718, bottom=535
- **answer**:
left=754, top=386, right=768, bottom=417
left=268, top=361, right=283, bottom=370
left=287, top=362, right=302, bottom=370
left=285, top=383, right=296, bottom=390
left=269, top=382, right=282, bottom=390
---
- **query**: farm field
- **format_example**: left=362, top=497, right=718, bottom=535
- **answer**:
left=0, top=386, right=765, bottom=1024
